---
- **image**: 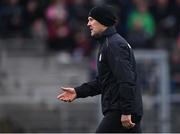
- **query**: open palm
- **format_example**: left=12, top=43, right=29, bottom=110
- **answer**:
left=57, top=87, right=77, bottom=102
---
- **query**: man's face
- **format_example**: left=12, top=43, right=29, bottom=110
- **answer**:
left=87, top=17, right=107, bottom=37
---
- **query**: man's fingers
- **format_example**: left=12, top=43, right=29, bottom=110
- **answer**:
left=57, top=92, right=66, bottom=99
left=57, top=87, right=70, bottom=99
left=121, top=115, right=136, bottom=129
left=57, top=87, right=75, bottom=103
left=129, top=122, right=135, bottom=128
left=60, top=98, right=72, bottom=102
left=61, top=87, right=71, bottom=91
left=57, top=94, right=63, bottom=99
left=57, top=93, right=70, bottom=100
left=122, top=121, right=135, bottom=129
left=57, top=94, right=72, bottom=102
left=127, top=123, right=135, bottom=129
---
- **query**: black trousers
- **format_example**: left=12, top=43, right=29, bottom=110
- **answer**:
left=96, top=111, right=142, bottom=133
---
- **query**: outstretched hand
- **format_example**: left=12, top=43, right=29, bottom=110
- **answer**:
left=57, top=87, right=77, bottom=102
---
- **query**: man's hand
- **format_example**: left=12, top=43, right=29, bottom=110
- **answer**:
left=57, top=87, right=77, bottom=102
left=121, top=114, right=135, bottom=129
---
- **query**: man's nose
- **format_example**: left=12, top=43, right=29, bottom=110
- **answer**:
left=87, top=21, right=90, bottom=27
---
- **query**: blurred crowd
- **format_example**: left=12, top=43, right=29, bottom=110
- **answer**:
left=0, top=0, right=180, bottom=92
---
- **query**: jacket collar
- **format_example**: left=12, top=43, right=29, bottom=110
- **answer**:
left=101, top=26, right=117, bottom=37
left=95, top=26, right=117, bottom=42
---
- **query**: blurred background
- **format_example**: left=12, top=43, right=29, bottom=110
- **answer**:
left=0, top=0, right=180, bottom=132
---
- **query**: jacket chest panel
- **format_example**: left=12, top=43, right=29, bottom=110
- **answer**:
left=97, top=47, right=109, bottom=75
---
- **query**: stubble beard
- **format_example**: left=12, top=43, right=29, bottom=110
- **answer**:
left=91, top=30, right=101, bottom=38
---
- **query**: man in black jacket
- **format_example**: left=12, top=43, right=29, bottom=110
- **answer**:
left=57, top=5, right=143, bottom=133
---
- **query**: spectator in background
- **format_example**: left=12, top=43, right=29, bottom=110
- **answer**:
left=45, top=0, right=74, bottom=53
left=67, top=0, right=94, bottom=34
left=67, top=0, right=94, bottom=60
left=150, top=0, right=175, bottom=38
left=172, top=0, right=180, bottom=37
left=73, top=30, right=92, bottom=58
left=0, top=0, right=23, bottom=38
left=23, top=0, right=44, bottom=37
left=0, top=0, right=5, bottom=37
left=68, top=0, right=93, bottom=22
left=31, top=17, right=47, bottom=39
left=150, top=0, right=178, bottom=50
left=170, top=33, right=180, bottom=93
left=127, top=0, right=155, bottom=49
left=104, top=0, right=132, bottom=38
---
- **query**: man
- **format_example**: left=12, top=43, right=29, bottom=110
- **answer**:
left=57, top=5, right=143, bottom=133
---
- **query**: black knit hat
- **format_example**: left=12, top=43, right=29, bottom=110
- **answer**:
left=89, top=5, right=118, bottom=26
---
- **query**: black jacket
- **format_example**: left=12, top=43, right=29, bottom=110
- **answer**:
left=75, top=26, right=143, bottom=117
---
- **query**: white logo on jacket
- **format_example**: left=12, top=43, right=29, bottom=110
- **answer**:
left=127, top=43, right=131, bottom=49
left=99, top=54, right=102, bottom=61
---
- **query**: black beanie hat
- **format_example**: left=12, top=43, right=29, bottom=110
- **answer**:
left=89, top=5, right=118, bottom=26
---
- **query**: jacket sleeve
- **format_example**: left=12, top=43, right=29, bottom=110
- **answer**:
left=107, top=43, right=136, bottom=115
left=74, top=77, right=101, bottom=98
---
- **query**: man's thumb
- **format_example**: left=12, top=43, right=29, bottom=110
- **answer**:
left=61, top=87, right=72, bottom=92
